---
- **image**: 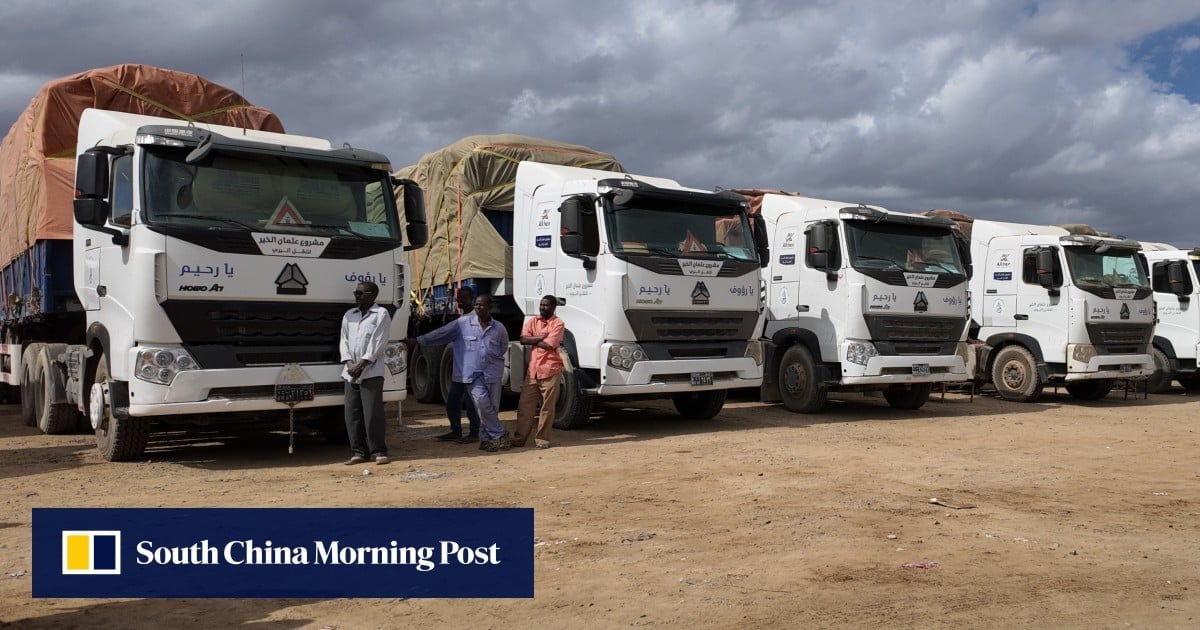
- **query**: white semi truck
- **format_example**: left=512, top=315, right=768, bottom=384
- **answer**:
left=1139, top=244, right=1200, bottom=393
left=1, top=99, right=426, bottom=461
left=401, top=136, right=769, bottom=428
left=968, top=220, right=1155, bottom=401
left=746, top=193, right=971, bottom=412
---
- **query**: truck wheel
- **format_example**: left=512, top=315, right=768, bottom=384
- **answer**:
left=91, top=353, right=149, bottom=462
left=990, top=345, right=1043, bottom=402
left=1145, top=347, right=1173, bottom=394
left=438, top=345, right=455, bottom=403
left=19, top=342, right=44, bottom=427
left=1065, top=379, right=1114, bottom=400
left=779, top=345, right=827, bottom=413
left=553, top=368, right=594, bottom=430
left=35, top=346, right=79, bottom=434
left=883, top=383, right=933, bottom=410
left=409, top=344, right=443, bottom=403
left=672, top=390, right=727, bottom=419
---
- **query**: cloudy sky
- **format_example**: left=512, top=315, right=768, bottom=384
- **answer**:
left=3, top=0, right=1200, bottom=246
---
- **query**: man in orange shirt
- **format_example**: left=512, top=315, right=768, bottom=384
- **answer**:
left=512, top=295, right=565, bottom=449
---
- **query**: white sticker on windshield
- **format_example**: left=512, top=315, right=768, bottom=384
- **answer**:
left=903, top=272, right=937, bottom=288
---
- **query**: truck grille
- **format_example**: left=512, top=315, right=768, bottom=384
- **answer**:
left=863, top=315, right=965, bottom=344
left=625, top=310, right=759, bottom=342
left=1085, top=323, right=1152, bottom=354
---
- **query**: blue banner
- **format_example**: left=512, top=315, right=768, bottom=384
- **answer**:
left=34, top=508, right=534, bottom=598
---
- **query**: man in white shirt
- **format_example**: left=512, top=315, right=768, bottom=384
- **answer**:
left=340, top=281, right=391, bottom=465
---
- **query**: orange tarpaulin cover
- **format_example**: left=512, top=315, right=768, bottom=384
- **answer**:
left=0, top=64, right=284, bottom=267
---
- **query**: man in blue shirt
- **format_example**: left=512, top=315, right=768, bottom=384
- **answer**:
left=414, top=294, right=510, bottom=451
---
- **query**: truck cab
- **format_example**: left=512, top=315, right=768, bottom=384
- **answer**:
left=511, top=162, right=769, bottom=425
left=63, top=109, right=426, bottom=460
left=754, top=194, right=970, bottom=412
left=1139, top=245, right=1200, bottom=392
left=970, top=220, right=1154, bottom=401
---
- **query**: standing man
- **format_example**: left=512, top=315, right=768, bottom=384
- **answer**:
left=414, top=295, right=510, bottom=452
left=340, top=281, right=391, bottom=465
left=433, top=285, right=482, bottom=444
left=513, top=295, right=565, bottom=449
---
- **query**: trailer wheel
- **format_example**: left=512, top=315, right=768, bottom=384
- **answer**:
left=779, top=344, right=827, bottom=413
left=883, top=383, right=933, bottom=410
left=1065, top=379, right=1114, bottom=400
left=1145, top=347, right=1173, bottom=394
left=409, top=344, right=443, bottom=403
left=35, top=345, right=79, bottom=434
left=91, top=352, right=149, bottom=462
left=990, top=345, right=1043, bottom=402
left=553, top=368, right=594, bottom=430
left=19, top=342, right=44, bottom=427
left=672, top=390, right=727, bottom=419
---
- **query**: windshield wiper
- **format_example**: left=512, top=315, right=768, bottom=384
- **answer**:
left=304, top=223, right=366, bottom=239
left=854, top=254, right=904, bottom=269
left=917, top=260, right=959, bottom=274
left=645, top=247, right=684, bottom=258
left=159, top=213, right=258, bottom=231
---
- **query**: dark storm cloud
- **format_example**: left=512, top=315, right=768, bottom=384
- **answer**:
left=3, top=0, right=1200, bottom=245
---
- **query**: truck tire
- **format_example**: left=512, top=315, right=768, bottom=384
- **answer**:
left=19, top=342, right=44, bottom=427
left=1145, top=347, right=1173, bottom=394
left=409, top=344, right=443, bottom=403
left=438, top=345, right=455, bottom=403
left=1065, top=379, right=1114, bottom=400
left=990, top=345, right=1043, bottom=402
left=672, top=390, right=727, bottom=419
left=779, top=344, right=827, bottom=413
left=35, top=346, right=79, bottom=434
left=553, top=368, right=594, bottom=430
left=883, top=383, right=933, bottom=410
left=91, top=352, right=149, bottom=462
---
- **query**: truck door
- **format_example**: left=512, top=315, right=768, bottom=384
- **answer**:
left=768, top=215, right=801, bottom=325
left=982, top=248, right=1017, bottom=328
left=794, top=218, right=842, bottom=361
left=1015, top=245, right=1067, bottom=363
left=1151, top=259, right=1194, bottom=354
left=81, top=152, right=135, bottom=312
left=526, top=199, right=557, bottom=316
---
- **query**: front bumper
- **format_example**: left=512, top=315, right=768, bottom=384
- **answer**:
left=1064, top=344, right=1154, bottom=380
left=597, top=356, right=762, bottom=395
left=839, top=341, right=969, bottom=385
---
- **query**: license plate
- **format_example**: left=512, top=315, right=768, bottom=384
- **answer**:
left=275, top=383, right=315, bottom=403
left=912, top=363, right=930, bottom=376
left=1120, top=364, right=1133, bottom=373
left=690, top=372, right=713, bottom=386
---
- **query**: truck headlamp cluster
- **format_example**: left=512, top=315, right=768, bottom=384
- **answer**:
left=1071, top=344, right=1097, bottom=364
left=135, top=347, right=199, bottom=385
left=608, top=344, right=647, bottom=371
left=384, top=342, right=407, bottom=376
left=845, top=340, right=880, bottom=366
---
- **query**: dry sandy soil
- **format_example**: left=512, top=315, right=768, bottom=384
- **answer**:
left=1, top=384, right=1198, bottom=629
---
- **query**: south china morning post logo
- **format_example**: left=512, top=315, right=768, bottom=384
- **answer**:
left=61, top=530, right=121, bottom=575
left=34, top=508, right=534, bottom=598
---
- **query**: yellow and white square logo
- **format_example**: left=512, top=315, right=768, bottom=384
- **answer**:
left=61, top=531, right=121, bottom=575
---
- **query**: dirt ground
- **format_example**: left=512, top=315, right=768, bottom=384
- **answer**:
left=1, top=383, right=1198, bottom=629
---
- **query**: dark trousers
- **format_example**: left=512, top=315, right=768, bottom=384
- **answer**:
left=345, top=376, right=386, bottom=457
left=446, top=380, right=480, bottom=436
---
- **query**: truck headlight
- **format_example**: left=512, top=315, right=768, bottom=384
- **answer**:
left=384, top=341, right=407, bottom=376
left=745, top=340, right=764, bottom=366
left=1071, top=344, right=1096, bottom=364
left=135, top=346, right=199, bottom=385
left=845, top=340, right=879, bottom=366
left=608, top=343, right=647, bottom=371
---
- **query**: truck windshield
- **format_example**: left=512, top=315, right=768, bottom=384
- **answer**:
left=1064, top=247, right=1148, bottom=288
left=141, top=147, right=399, bottom=239
left=605, top=197, right=756, bottom=262
left=844, top=221, right=964, bottom=275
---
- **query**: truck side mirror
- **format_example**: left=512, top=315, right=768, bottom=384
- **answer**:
left=955, top=234, right=973, bottom=279
left=559, top=196, right=598, bottom=270
left=806, top=221, right=839, bottom=279
left=1167, top=260, right=1192, bottom=297
left=75, top=149, right=110, bottom=207
left=750, top=215, right=770, bottom=269
left=398, top=179, right=428, bottom=250
left=1035, top=248, right=1061, bottom=290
